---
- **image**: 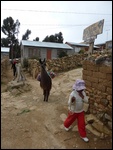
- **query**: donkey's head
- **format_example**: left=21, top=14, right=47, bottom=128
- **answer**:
left=39, top=58, right=46, bottom=70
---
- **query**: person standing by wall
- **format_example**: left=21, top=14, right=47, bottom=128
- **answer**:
left=15, top=58, right=26, bottom=82
left=11, top=58, right=17, bottom=80
left=64, top=79, right=89, bottom=142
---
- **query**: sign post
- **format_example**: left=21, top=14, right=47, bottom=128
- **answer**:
left=83, top=19, right=104, bottom=56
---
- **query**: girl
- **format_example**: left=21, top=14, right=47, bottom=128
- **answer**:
left=64, top=79, right=89, bottom=142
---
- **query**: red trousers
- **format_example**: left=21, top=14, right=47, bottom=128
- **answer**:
left=64, top=111, right=86, bottom=138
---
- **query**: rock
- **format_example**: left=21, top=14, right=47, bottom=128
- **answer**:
left=104, top=113, right=112, bottom=121
left=107, top=121, right=112, bottom=130
left=7, top=80, right=25, bottom=89
left=86, top=124, right=101, bottom=137
left=92, top=121, right=111, bottom=135
left=100, top=133, right=105, bottom=139
left=85, top=114, right=97, bottom=124
left=7, top=81, right=31, bottom=96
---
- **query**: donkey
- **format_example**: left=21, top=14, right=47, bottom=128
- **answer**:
left=39, top=58, right=52, bottom=102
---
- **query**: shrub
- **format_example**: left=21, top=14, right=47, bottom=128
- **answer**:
left=58, top=51, right=68, bottom=58
left=79, top=49, right=85, bottom=54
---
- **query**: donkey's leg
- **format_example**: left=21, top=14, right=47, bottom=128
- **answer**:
left=46, top=90, right=50, bottom=102
left=43, top=90, right=46, bottom=101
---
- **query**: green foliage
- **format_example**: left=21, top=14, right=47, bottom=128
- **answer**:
left=1, top=17, right=20, bottom=59
left=58, top=51, right=68, bottom=58
left=1, top=38, right=9, bottom=47
left=43, top=35, right=50, bottom=42
left=22, top=29, right=31, bottom=40
left=17, top=109, right=30, bottom=116
left=78, top=49, right=85, bottom=54
left=43, top=32, right=64, bottom=43
left=55, top=32, right=63, bottom=43
left=33, top=37, right=39, bottom=41
left=1, top=17, right=20, bottom=37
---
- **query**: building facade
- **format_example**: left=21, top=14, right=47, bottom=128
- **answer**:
left=20, top=40, right=73, bottom=64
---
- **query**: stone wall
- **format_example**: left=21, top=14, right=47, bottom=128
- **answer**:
left=27, top=54, right=85, bottom=79
left=82, top=60, right=112, bottom=130
left=1, top=57, right=10, bottom=81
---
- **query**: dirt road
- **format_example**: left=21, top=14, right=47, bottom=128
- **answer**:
left=1, top=67, right=112, bottom=149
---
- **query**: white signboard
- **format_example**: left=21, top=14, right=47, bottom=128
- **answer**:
left=83, top=19, right=104, bottom=41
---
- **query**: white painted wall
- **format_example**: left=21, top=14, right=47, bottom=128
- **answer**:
left=40, top=48, right=46, bottom=59
left=51, top=49, right=57, bottom=59
left=75, top=47, right=81, bottom=53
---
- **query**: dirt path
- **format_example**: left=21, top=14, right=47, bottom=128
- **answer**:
left=1, top=67, right=112, bottom=149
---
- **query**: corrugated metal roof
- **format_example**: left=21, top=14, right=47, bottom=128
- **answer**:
left=66, top=42, right=99, bottom=48
left=95, top=40, right=112, bottom=45
left=1, top=47, right=10, bottom=52
left=66, top=42, right=89, bottom=47
left=21, top=40, right=73, bottom=50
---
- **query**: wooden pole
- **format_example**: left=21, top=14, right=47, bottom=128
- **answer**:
left=88, top=42, right=94, bottom=57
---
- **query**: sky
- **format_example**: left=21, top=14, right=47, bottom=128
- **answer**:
left=1, top=1, right=112, bottom=44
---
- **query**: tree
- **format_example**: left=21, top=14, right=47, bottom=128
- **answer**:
left=57, top=32, right=63, bottom=43
left=1, top=38, right=9, bottom=47
left=1, top=17, right=20, bottom=37
left=33, top=37, right=39, bottom=41
left=42, top=35, right=50, bottom=42
left=22, top=29, right=31, bottom=40
left=49, top=35, right=56, bottom=42
left=42, top=32, right=64, bottom=43
left=58, top=50, right=68, bottom=58
left=1, top=16, right=20, bottom=59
